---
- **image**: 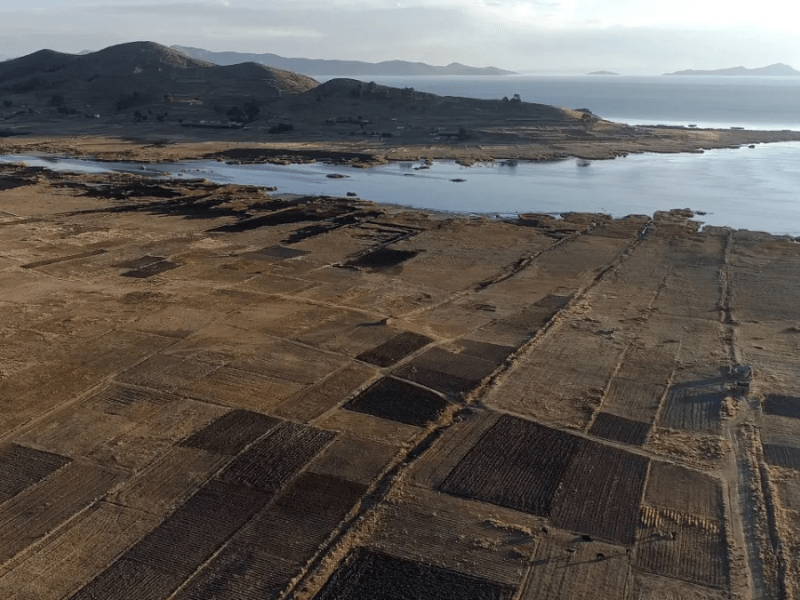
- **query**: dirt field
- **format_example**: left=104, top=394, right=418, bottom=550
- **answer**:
left=0, top=158, right=798, bottom=599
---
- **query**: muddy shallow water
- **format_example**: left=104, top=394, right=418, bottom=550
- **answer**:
left=2, top=142, right=799, bottom=235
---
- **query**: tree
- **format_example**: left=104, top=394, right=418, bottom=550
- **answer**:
left=243, top=100, right=260, bottom=123
left=227, top=106, right=245, bottom=123
left=268, top=122, right=293, bottom=134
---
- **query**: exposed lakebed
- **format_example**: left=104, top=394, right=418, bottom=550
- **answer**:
left=2, top=141, right=799, bottom=236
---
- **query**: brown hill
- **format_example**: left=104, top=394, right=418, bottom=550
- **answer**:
left=0, top=46, right=582, bottom=143
left=0, top=41, right=318, bottom=118
left=0, top=49, right=79, bottom=81
left=290, top=77, right=571, bottom=123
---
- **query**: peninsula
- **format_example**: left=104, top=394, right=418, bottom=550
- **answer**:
left=2, top=42, right=799, bottom=167
left=665, top=63, right=800, bottom=76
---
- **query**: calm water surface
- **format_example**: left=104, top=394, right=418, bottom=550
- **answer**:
left=2, top=142, right=799, bottom=236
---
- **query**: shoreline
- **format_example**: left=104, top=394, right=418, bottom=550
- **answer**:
left=1, top=156, right=797, bottom=241
left=3, top=141, right=800, bottom=238
left=2, top=142, right=800, bottom=239
left=2, top=120, right=800, bottom=168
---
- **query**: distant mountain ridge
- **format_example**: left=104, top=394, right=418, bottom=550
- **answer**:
left=171, top=46, right=515, bottom=77
left=665, top=63, right=800, bottom=76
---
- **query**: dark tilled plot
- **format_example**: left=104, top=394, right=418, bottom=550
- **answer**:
left=314, top=547, right=517, bottom=600
left=635, top=506, right=729, bottom=589
left=69, top=558, right=184, bottom=600
left=176, top=475, right=368, bottom=598
left=235, top=472, right=367, bottom=562
left=440, top=415, right=581, bottom=517
left=551, top=440, right=650, bottom=546
left=216, top=421, right=335, bottom=493
left=0, top=444, right=71, bottom=504
left=180, top=409, right=280, bottom=456
left=345, top=376, right=449, bottom=427
left=392, top=365, right=476, bottom=396
left=356, top=331, right=432, bottom=367
left=393, top=348, right=498, bottom=396
left=122, top=260, right=181, bottom=278
left=347, top=248, right=418, bottom=270
left=589, top=412, right=651, bottom=446
left=763, top=443, right=800, bottom=469
left=171, top=544, right=298, bottom=600
left=762, top=395, right=800, bottom=420
left=124, top=480, right=270, bottom=577
left=457, top=339, right=516, bottom=366
left=659, top=383, right=723, bottom=433
left=208, top=207, right=327, bottom=233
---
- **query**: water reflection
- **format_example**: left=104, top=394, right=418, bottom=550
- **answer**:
left=1, top=143, right=799, bottom=236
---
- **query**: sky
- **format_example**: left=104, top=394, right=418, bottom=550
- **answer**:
left=1, top=0, right=799, bottom=74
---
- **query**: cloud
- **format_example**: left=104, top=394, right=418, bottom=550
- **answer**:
left=1, top=0, right=798, bottom=72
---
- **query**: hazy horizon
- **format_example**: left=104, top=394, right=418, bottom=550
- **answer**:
left=1, top=0, right=799, bottom=75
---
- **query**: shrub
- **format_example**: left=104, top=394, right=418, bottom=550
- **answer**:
left=268, top=122, right=293, bottom=134
left=116, top=92, right=148, bottom=112
left=243, top=100, right=260, bottom=123
left=227, top=106, right=245, bottom=122
left=9, top=78, right=41, bottom=93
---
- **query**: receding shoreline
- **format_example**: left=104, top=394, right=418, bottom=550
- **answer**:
left=1, top=123, right=800, bottom=170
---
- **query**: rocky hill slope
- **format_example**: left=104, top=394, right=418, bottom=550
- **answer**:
left=0, top=41, right=318, bottom=118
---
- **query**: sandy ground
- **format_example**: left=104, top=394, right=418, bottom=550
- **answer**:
left=0, top=160, right=798, bottom=599
left=2, top=122, right=800, bottom=167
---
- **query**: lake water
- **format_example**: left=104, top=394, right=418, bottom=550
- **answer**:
left=3, top=141, right=800, bottom=236
left=320, top=75, right=800, bottom=131
left=2, top=76, right=799, bottom=236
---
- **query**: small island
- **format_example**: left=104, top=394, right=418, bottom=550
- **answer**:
left=587, top=70, right=619, bottom=75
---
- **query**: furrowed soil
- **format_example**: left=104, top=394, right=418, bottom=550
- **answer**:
left=0, top=160, right=797, bottom=600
